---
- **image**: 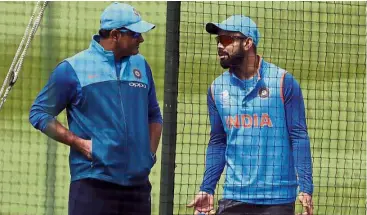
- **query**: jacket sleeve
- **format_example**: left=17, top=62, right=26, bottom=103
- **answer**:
left=145, top=61, right=163, bottom=124
left=29, top=61, right=81, bottom=132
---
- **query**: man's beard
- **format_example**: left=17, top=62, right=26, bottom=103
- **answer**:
left=220, top=48, right=246, bottom=69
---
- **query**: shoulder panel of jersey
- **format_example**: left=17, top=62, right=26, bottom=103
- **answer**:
left=261, top=60, right=288, bottom=103
left=210, top=71, right=231, bottom=105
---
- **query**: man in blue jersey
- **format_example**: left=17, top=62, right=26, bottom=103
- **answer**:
left=29, top=2, right=162, bottom=215
left=188, top=15, right=314, bottom=215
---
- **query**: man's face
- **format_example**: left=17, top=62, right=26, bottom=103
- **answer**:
left=116, top=29, right=144, bottom=56
left=216, top=30, right=248, bottom=69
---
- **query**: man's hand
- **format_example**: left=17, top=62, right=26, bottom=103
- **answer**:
left=187, top=191, right=215, bottom=215
left=75, top=138, right=92, bottom=160
left=149, top=123, right=162, bottom=154
left=297, top=192, right=313, bottom=215
left=43, top=120, right=92, bottom=160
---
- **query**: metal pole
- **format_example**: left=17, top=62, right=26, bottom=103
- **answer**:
left=159, top=1, right=181, bottom=215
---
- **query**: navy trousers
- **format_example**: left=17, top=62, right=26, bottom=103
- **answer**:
left=216, top=199, right=295, bottom=215
left=68, top=178, right=151, bottom=215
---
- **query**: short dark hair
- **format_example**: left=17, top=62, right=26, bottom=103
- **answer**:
left=240, top=36, right=257, bottom=54
left=99, top=27, right=130, bottom=39
left=99, top=29, right=112, bottom=39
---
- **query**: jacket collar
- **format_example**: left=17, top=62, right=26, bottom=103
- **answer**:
left=89, top=35, right=115, bottom=62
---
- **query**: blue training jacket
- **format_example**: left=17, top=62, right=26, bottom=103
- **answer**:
left=29, top=35, right=163, bottom=186
left=200, top=58, right=313, bottom=204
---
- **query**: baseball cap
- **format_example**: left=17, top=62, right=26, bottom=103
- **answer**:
left=100, top=2, right=155, bottom=33
left=206, top=15, right=260, bottom=46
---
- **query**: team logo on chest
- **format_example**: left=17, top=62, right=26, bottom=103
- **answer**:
left=225, top=113, right=273, bottom=129
left=258, top=87, right=269, bottom=98
left=133, top=69, right=142, bottom=79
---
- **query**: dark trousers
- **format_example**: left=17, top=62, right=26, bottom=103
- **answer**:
left=68, top=178, right=151, bottom=215
left=216, top=199, right=295, bottom=215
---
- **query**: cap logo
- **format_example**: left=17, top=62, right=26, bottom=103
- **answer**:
left=133, top=8, right=141, bottom=17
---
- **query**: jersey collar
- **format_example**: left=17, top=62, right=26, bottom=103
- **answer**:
left=229, top=55, right=263, bottom=86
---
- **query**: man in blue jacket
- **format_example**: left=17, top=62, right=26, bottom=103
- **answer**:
left=29, top=2, right=162, bottom=215
left=188, top=15, right=314, bottom=215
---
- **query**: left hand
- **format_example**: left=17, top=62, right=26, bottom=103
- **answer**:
left=297, top=192, right=314, bottom=215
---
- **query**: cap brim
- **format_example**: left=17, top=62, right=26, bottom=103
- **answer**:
left=206, top=22, right=221, bottom=34
left=125, top=20, right=155, bottom=33
left=206, top=22, right=239, bottom=35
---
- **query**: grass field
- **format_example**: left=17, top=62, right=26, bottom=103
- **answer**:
left=0, top=1, right=365, bottom=215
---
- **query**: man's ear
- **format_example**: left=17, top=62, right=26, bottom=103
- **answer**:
left=110, top=29, right=120, bottom=41
left=243, top=38, right=254, bottom=51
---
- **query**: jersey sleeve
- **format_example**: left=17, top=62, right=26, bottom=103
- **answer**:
left=283, top=73, right=313, bottom=195
left=200, top=85, right=227, bottom=195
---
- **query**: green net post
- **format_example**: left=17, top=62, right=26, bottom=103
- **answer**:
left=159, top=2, right=181, bottom=215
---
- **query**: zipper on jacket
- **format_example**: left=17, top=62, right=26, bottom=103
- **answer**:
left=115, top=61, right=128, bottom=159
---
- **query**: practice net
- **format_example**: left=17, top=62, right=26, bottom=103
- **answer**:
left=0, top=1, right=365, bottom=215
left=0, top=1, right=166, bottom=215
left=175, top=1, right=365, bottom=215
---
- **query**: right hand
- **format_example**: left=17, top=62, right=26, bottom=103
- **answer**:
left=297, top=192, right=314, bottom=215
left=76, top=139, right=92, bottom=160
left=187, top=191, right=215, bottom=215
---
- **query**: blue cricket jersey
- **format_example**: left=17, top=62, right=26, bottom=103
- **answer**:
left=200, top=57, right=313, bottom=204
left=29, top=35, right=162, bottom=186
